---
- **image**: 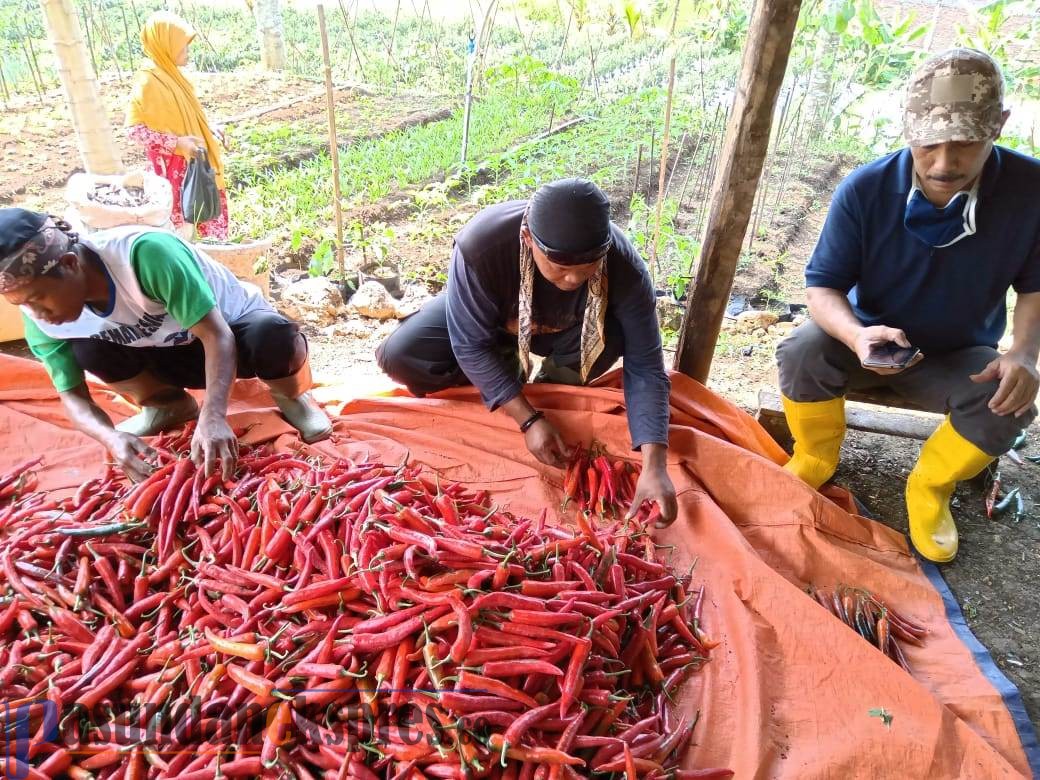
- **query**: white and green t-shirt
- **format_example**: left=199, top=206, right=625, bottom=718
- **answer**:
left=23, top=228, right=271, bottom=392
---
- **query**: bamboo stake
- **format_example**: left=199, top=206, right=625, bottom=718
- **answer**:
left=747, top=164, right=770, bottom=252
left=634, top=143, right=644, bottom=195
left=23, top=20, right=49, bottom=93
left=646, top=126, right=655, bottom=202
left=461, top=31, right=478, bottom=164
left=555, top=5, right=573, bottom=69
left=649, top=0, right=683, bottom=279
left=767, top=148, right=795, bottom=229
left=513, top=5, right=531, bottom=56
left=423, top=0, right=441, bottom=60
left=337, top=0, right=368, bottom=81
left=664, top=130, right=688, bottom=197
left=317, top=4, right=345, bottom=276
left=677, top=156, right=696, bottom=209
left=461, top=0, right=498, bottom=164
left=677, top=126, right=707, bottom=208
left=21, top=39, right=45, bottom=104
left=176, top=1, right=219, bottom=67
left=80, top=3, right=99, bottom=78
left=0, top=63, right=9, bottom=105
left=474, top=0, right=500, bottom=93
left=127, top=0, right=143, bottom=31
left=924, top=0, right=942, bottom=52
left=689, top=114, right=723, bottom=231
left=697, top=40, right=706, bottom=112
left=95, top=0, right=125, bottom=83
left=386, top=0, right=402, bottom=70
left=587, top=36, right=600, bottom=102
left=119, top=5, right=132, bottom=71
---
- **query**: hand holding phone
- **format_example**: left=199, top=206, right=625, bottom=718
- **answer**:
left=853, top=326, right=923, bottom=375
left=862, top=342, right=921, bottom=370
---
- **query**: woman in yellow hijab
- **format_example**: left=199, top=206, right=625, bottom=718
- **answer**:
left=127, top=12, right=229, bottom=240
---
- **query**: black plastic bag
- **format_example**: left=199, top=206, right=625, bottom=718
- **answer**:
left=180, top=150, right=221, bottom=225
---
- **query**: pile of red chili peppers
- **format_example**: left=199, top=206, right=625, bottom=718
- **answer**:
left=0, top=428, right=731, bottom=780
left=561, top=445, right=641, bottom=519
left=807, top=584, right=927, bottom=671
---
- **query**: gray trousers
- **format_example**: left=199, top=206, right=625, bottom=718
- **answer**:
left=776, top=321, right=1036, bottom=456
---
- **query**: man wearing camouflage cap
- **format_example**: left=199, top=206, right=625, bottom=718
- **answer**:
left=775, top=49, right=1040, bottom=562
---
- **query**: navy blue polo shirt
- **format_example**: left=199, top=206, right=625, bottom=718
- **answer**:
left=806, top=146, right=1040, bottom=353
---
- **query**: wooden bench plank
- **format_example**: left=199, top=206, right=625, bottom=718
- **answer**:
left=756, top=388, right=942, bottom=443
left=845, top=388, right=930, bottom=413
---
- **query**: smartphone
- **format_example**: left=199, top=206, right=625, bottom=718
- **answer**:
left=862, top=342, right=921, bottom=370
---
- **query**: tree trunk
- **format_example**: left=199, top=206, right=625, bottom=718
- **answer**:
left=39, top=0, right=123, bottom=174
left=255, top=0, right=286, bottom=71
left=673, top=0, right=802, bottom=382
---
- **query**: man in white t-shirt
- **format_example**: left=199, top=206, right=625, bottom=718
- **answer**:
left=0, top=208, right=332, bottom=480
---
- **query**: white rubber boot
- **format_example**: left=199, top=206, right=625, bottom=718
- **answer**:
left=115, top=393, right=199, bottom=436
left=265, top=362, right=333, bottom=444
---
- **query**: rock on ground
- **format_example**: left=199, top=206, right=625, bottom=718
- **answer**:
left=656, top=296, right=684, bottom=330
left=348, top=280, right=398, bottom=320
left=279, top=277, right=345, bottom=327
left=736, top=310, right=780, bottom=332
left=393, top=283, right=433, bottom=319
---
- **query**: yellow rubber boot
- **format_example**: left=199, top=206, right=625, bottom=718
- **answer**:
left=905, top=418, right=994, bottom=563
left=781, top=395, right=846, bottom=489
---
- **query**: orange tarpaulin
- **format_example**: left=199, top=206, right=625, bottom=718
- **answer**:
left=0, top=353, right=1036, bottom=779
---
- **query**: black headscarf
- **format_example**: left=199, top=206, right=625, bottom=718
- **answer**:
left=526, top=178, right=612, bottom=265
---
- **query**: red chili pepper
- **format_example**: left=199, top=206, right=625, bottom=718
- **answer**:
left=487, top=734, right=584, bottom=767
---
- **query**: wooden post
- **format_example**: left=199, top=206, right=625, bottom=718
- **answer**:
left=317, top=4, right=345, bottom=275
left=673, top=0, right=802, bottom=383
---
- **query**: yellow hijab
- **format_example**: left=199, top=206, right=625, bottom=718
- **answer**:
left=127, top=12, right=225, bottom=188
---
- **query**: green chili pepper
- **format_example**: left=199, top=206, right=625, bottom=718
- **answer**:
left=1012, top=491, right=1025, bottom=523
left=56, top=521, right=144, bottom=537
left=993, top=487, right=1020, bottom=517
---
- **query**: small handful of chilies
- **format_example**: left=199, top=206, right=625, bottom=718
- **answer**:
left=0, top=428, right=732, bottom=779
left=808, top=584, right=928, bottom=671
left=561, top=443, right=644, bottom=520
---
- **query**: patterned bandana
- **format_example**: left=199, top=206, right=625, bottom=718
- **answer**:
left=0, top=217, right=75, bottom=294
left=517, top=208, right=608, bottom=384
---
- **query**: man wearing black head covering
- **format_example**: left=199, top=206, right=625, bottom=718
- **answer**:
left=378, top=178, right=677, bottom=525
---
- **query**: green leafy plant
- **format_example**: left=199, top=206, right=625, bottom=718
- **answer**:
left=307, top=238, right=336, bottom=278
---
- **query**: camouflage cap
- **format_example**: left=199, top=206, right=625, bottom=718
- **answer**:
left=903, top=48, right=1005, bottom=146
